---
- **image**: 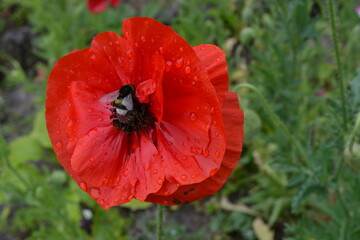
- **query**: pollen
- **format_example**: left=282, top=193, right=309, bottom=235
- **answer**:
left=114, top=99, right=121, bottom=104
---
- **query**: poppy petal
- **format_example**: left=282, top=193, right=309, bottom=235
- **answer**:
left=145, top=92, right=244, bottom=205
left=91, top=31, right=135, bottom=87
left=87, top=0, right=108, bottom=14
left=193, top=44, right=229, bottom=105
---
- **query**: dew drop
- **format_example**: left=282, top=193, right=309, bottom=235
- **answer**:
left=90, top=157, right=95, bottom=162
left=210, top=168, right=218, bottom=176
left=190, top=112, right=197, bottom=121
left=182, top=156, right=188, bottom=160
left=159, top=46, right=164, bottom=53
left=56, top=141, right=63, bottom=149
left=175, top=58, right=183, bottom=68
left=202, top=148, right=209, bottom=157
left=90, top=55, right=96, bottom=60
left=180, top=174, right=187, bottom=181
left=157, top=178, right=163, bottom=185
left=179, top=47, right=184, bottom=52
left=103, top=178, right=109, bottom=184
left=90, top=188, right=100, bottom=199
left=191, top=174, right=196, bottom=179
left=80, top=182, right=87, bottom=191
left=190, top=146, right=198, bottom=154
left=125, top=31, right=129, bottom=38
left=165, top=61, right=173, bottom=72
left=193, top=76, right=200, bottom=81
left=99, top=117, right=104, bottom=122
left=134, top=42, right=139, bottom=47
left=99, top=199, right=105, bottom=205
left=210, top=106, right=215, bottom=113
left=215, top=150, right=221, bottom=158
left=185, top=66, right=191, bottom=73
left=140, top=36, right=146, bottom=42
left=215, top=132, right=219, bottom=137
left=56, top=129, right=61, bottom=134
left=126, top=49, right=132, bottom=57
left=123, top=170, right=128, bottom=177
left=118, top=57, right=124, bottom=66
left=153, top=169, right=158, bottom=174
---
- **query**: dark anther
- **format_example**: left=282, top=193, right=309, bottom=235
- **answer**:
left=109, top=84, right=155, bottom=135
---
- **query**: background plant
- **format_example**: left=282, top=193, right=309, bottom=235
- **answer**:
left=0, top=0, right=359, bottom=239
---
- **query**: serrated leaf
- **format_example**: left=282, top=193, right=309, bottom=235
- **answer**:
left=291, top=180, right=327, bottom=213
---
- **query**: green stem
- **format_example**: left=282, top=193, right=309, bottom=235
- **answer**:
left=233, top=83, right=309, bottom=167
left=328, top=0, right=348, bottom=133
left=349, top=113, right=360, bottom=153
left=156, top=204, right=164, bottom=240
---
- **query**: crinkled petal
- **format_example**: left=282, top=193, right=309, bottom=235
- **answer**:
left=145, top=92, right=244, bottom=205
left=193, top=44, right=229, bottom=105
left=91, top=31, right=135, bottom=87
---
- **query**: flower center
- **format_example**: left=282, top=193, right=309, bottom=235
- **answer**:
left=109, top=84, right=155, bottom=135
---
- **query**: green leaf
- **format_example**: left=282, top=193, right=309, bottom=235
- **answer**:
left=31, top=107, right=51, bottom=148
left=9, top=135, right=42, bottom=167
left=121, top=199, right=152, bottom=210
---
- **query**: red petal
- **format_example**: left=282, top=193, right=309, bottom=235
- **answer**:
left=91, top=31, right=135, bottom=86
left=110, top=0, right=120, bottom=7
left=70, top=126, right=164, bottom=208
left=193, top=44, right=229, bottom=105
left=87, top=0, right=108, bottom=13
left=145, top=92, right=244, bottom=205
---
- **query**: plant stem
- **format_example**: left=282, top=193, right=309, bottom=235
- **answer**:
left=233, top=83, right=309, bottom=167
left=156, top=204, right=164, bottom=240
left=328, top=0, right=348, bottom=133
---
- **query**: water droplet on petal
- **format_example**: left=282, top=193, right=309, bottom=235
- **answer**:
left=56, top=141, right=63, bottom=149
left=80, top=182, right=87, bottom=191
left=180, top=174, right=187, bottom=181
left=90, top=55, right=96, bottom=60
left=157, top=178, right=163, bottom=185
left=175, top=58, right=183, bottom=68
left=126, top=50, right=132, bottom=57
left=190, top=146, right=198, bottom=154
left=118, top=57, right=124, bottom=66
left=159, top=46, right=164, bottom=53
left=140, top=36, right=146, bottom=42
left=190, top=112, right=197, bottom=121
left=182, top=156, right=188, bottom=160
left=165, top=61, right=172, bottom=72
left=125, top=31, right=129, bottom=38
left=56, top=129, right=61, bottom=134
left=193, top=76, right=199, bottom=82
left=202, top=148, right=209, bottom=157
left=103, top=178, right=109, bottom=184
left=210, top=168, right=218, bottom=176
left=210, top=106, right=215, bottom=113
left=191, top=174, right=196, bottom=179
left=215, top=150, right=221, bottom=158
left=180, top=47, right=184, bottom=52
left=90, top=157, right=95, bottom=162
left=185, top=66, right=191, bottom=73
left=153, top=169, right=158, bottom=174
left=90, top=188, right=100, bottom=199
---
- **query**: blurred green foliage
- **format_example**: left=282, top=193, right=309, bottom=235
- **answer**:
left=0, top=0, right=360, bottom=239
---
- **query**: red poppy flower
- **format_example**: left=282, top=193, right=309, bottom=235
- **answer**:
left=46, top=17, right=244, bottom=209
left=87, top=0, right=120, bottom=14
